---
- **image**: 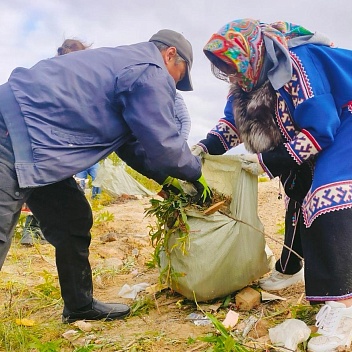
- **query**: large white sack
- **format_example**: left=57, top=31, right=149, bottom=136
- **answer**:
left=160, top=154, right=270, bottom=301
left=93, top=159, right=154, bottom=197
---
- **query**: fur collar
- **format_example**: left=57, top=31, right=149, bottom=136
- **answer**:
left=230, top=81, right=283, bottom=153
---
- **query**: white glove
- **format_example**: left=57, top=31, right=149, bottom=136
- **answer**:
left=238, top=153, right=264, bottom=176
left=191, top=144, right=206, bottom=157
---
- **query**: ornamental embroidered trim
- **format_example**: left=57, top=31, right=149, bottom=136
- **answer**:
left=289, top=51, right=314, bottom=103
left=303, top=180, right=352, bottom=227
left=209, top=119, right=240, bottom=150
left=306, top=292, right=352, bottom=302
left=275, top=93, right=297, bottom=141
left=274, top=51, right=315, bottom=141
left=285, top=129, right=320, bottom=164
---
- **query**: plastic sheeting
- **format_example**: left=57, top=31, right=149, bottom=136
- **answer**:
left=161, top=154, right=270, bottom=301
left=92, top=159, right=154, bottom=197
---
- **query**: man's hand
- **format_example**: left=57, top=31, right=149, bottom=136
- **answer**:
left=191, top=174, right=212, bottom=206
left=160, top=176, right=184, bottom=198
left=238, top=153, right=264, bottom=175
left=191, top=144, right=206, bottom=157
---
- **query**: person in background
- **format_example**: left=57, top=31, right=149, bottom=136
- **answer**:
left=203, top=18, right=352, bottom=351
left=0, top=29, right=211, bottom=324
left=20, top=204, right=47, bottom=246
left=174, top=91, right=191, bottom=141
left=191, top=93, right=305, bottom=291
left=56, top=38, right=89, bottom=55
left=75, top=163, right=102, bottom=199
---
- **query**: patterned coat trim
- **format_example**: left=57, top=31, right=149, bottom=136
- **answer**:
left=197, top=143, right=208, bottom=154
left=303, top=180, right=352, bottom=227
left=306, top=292, right=352, bottom=302
left=277, top=51, right=319, bottom=159
left=275, top=94, right=298, bottom=141
left=289, top=52, right=314, bottom=101
left=274, top=50, right=316, bottom=152
left=285, top=129, right=321, bottom=164
left=208, top=118, right=240, bottom=151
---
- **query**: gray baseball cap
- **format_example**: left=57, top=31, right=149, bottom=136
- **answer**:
left=149, top=29, right=193, bottom=91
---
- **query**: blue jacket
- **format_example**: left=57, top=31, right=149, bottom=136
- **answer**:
left=0, top=42, right=201, bottom=188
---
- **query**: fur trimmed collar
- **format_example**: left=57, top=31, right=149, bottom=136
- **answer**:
left=230, top=81, right=283, bottom=153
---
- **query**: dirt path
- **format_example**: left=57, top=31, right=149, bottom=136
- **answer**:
left=0, top=179, right=308, bottom=351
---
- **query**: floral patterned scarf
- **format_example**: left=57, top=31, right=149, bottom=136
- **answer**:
left=203, top=18, right=331, bottom=91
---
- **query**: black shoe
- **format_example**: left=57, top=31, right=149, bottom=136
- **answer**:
left=62, top=299, right=130, bottom=323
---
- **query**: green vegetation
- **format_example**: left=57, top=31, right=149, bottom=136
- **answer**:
left=145, top=193, right=191, bottom=286
left=276, top=220, right=285, bottom=236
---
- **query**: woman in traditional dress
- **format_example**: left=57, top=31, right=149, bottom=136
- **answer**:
left=191, top=88, right=306, bottom=292
left=203, top=18, right=352, bottom=352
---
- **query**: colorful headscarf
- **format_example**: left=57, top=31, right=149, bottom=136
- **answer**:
left=203, top=18, right=331, bottom=91
left=204, top=19, right=265, bottom=92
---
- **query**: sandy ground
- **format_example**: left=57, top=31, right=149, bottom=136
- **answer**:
left=0, top=179, right=310, bottom=351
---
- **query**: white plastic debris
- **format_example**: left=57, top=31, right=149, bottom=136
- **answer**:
left=118, top=283, right=150, bottom=299
left=242, top=315, right=258, bottom=337
left=261, top=291, right=287, bottom=301
left=186, top=313, right=212, bottom=326
left=269, top=319, right=311, bottom=350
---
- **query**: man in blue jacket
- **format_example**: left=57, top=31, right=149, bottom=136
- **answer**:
left=0, top=29, right=211, bottom=323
